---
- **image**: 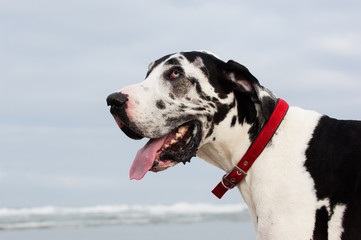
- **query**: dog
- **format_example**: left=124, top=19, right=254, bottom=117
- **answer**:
left=106, top=51, right=361, bottom=239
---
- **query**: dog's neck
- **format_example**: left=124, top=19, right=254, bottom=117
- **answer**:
left=197, top=106, right=254, bottom=173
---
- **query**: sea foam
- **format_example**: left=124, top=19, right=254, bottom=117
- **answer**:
left=0, top=202, right=249, bottom=230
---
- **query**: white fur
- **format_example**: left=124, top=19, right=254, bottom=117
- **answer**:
left=329, top=204, right=346, bottom=240
left=199, top=107, right=323, bottom=239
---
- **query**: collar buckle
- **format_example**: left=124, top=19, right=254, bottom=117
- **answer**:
left=221, top=166, right=247, bottom=190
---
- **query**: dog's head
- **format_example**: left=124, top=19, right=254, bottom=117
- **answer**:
left=107, top=51, right=276, bottom=180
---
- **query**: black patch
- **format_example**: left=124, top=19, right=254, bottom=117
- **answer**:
left=185, top=97, right=191, bottom=101
left=178, top=104, right=188, bottom=112
left=182, top=52, right=233, bottom=98
left=260, top=96, right=277, bottom=120
left=169, top=93, right=175, bottom=100
left=192, top=107, right=206, bottom=111
left=165, top=115, right=196, bottom=128
left=212, top=97, right=220, bottom=103
left=213, top=137, right=216, bottom=141
left=341, top=201, right=361, bottom=239
left=181, top=51, right=199, bottom=62
left=156, top=100, right=166, bottom=109
left=218, top=93, right=228, bottom=99
left=205, top=123, right=214, bottom=138
left=231, top=115, right=237, bottom=127
left=164, top=57, right=181, bottom=66
left=200, top=66, right=209, bottom=77
left=146, top=53, right=173, bottom=78
left=312, top=207, right=329, bottom=240
left=248, top=121, right=262, bottom=143
left=208, top=102, right=216, bottom=108
left=213, top=98, right=236, bottom=125
left=188, top=77, right=204, bottom=98
left=233, top=91, right=259, bottom=141
left=179, top=104, right=187, bottom=109
left=305, top=116, right=361, bottom=238
left=206, top=115, right=212, bottom=122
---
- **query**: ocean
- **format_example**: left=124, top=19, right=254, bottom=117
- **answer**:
left=0, top=202, right=256, bottom=239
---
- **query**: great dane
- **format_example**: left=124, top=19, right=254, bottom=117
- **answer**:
left=106, top=51, right=361, bottom=239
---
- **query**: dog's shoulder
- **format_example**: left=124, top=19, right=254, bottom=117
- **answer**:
left=304, top=115, right=361, bottom=238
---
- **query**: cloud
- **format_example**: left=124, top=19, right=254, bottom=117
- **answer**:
left=310, top=34, right=361, bottom=58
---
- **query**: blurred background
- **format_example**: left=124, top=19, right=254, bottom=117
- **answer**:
left=1, top=0, right=361, bottom=238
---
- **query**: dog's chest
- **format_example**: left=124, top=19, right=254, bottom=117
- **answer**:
left=240, top=107, right=322, bottom=238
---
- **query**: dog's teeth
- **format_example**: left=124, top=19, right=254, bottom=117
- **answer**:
left=170, top=139, right=177, bottom=144
left=178, top=126, right=188, bottom=133
left=176, top=133, right=182, bottom=139
left=164, top=144, right=169, bottom=148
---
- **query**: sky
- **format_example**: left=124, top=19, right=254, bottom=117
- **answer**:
left=1, top=0, right=361, bottom=207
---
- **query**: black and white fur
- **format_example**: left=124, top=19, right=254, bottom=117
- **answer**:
left=107, top=51, right=361, bottom=239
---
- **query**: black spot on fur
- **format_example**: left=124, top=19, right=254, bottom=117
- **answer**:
left=200, top=66, right=209, bottom=77
left=178, top=104, right=188, bottom=112
left=233, top=91, right=260, bottom=141
left=164, top=57, right=181, bottom=66
left=217, top=93, right=228, bottom=99
left=235, top=92, right=256, bottom=125
left=156, top=100, right=166, bottom=109
left=191, top=78, right=204, bottom=98
left=182, top=52, right=233, bottom=99
left=341, top=202, right=361, bottom=239
left=165, top=116, right=195, bottom=127
left=213, top=137, right=216, bottom=141
left=206, top=115, right=212, bottom=122
left=312, top=207, right=329, bottom=240
left=260, top=96, right=277, bottom=120
left=169, top=93, right=175, bottom=100
left=206, top=124, right=214, bottom=138
left=192, top=107, right=206, bottom=111
left=179, top=104, right=187, bottom=109
left=146, top=53, right=172, bottom=77
left=208, top=102, right=216, bottom=108
left=212, top=97, right=220, bottom=103
left=305, top=116, right=361, bottom=238
left=306, top=116, right=361, bottom=204
left=213, top=99, right=236, bottom=125
left=231, top=116, right=237, bottom=127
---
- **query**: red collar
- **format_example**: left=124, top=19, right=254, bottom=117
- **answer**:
left=212, top=99, right=289, bottom=199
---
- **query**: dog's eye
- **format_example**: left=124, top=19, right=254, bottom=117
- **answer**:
left=170, top=70, right=180, bottom=79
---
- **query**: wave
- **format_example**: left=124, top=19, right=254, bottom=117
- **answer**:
left=0, top=202, right=249, bottom=231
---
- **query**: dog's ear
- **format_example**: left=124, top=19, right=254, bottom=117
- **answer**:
left=222, top=60, right=277, bottom=123
left=222, top=60, right=259, bottom=94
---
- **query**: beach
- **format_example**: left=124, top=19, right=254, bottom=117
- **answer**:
left=0, top=203, right=256, bottom=239
left=0, top=221, right=256, bottom=240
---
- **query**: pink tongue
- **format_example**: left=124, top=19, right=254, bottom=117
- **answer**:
left=129, top=135, right=168, bottom=180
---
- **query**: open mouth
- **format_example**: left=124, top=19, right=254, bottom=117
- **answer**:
left=111, top=115, right=202, bottom=180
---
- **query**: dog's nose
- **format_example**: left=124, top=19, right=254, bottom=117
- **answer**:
left=106, top=92, right=128, bottom=107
